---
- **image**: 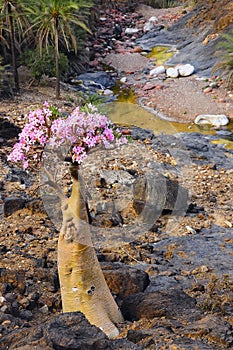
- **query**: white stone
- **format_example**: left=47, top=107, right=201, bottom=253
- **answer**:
left=120, top=77, right=127, bottom=83
left=149, top=16, right=158, bottom=23
left=178, top=64, right=195, bottom=77
left=150, top=66, right=166, bottom=76
left=194, top=114, right=229, bottom=126
left=125, top=28, right=139, bottom=35
left=143, top=16, right=158, bottom=32
left=166, top=67, right=179, bottom=78
left=0, top=296, right=6, bottom=304
left=103, top=89, right=114, bottom=96
left=143, top=22, right=154, bottom=32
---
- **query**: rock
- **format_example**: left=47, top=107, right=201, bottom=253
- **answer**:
left=133, top=173, right=189, bottom=225
left=99, top=170, right=135, bottom=186
left=142, top=83, right=155, bottom=91
left=89, top=60, right=99, bottom=67
left=133, top=46, right=142, bottom=53
left=178, top=63, right=195, bottom=76
left=149, top=65, right=166, bottom=76
left=3, top=196, right=26, bottom=217
left=194, top=114, right=229, bottom=126
left=120, top=76, right=127, bottom=83
left=166, top=67, right=179, bottom=78
left=73, top=71, right=115, bottom=91
left=130, top=127, right=154, bottom=141
left=102, top=262, right=150, bottom=298
left=143, top=16, right=158, bottom=33
left=103, top=89, right=114, bottom=96
left=122, top=289, right=198, bottom=321
left=184, top=315, right=233, bottom=348
left=203, top=86, right=212, bottom=93
left=0, top=313, right=140, bottom=349
left=125, top=28, right=139, bottom=35
left=0, top=118, right=21, bottom=140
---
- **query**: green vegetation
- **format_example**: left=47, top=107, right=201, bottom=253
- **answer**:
left=145, top=0, right=180, bottom=8
left=0, top=0, right=94, bottom=98
left=0, top=0, right=31, bottom=92
left=213, top=29, right=233, bottom=88
left=21, top=46, right=69, bottom=80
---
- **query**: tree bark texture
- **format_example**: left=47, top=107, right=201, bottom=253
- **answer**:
left=58, top=175, right=124, bottom=338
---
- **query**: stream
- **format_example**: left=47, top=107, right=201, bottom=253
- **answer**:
left=72, top=43, right=233, bottom=150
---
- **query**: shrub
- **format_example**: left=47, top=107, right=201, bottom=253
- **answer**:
left=213, top=29, right=233, bottom=88
left=21, top=46, right=69, bottom=80
left=145, top=0, right=180, bottom=8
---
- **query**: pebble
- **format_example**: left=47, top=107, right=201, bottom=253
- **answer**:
left=120, top=77, right=127, bottom=83
left=133, top=46, right=142, bottom=53
left=203, top=87, right=213, bottom=93
left=125, top=28, right=139, bottom=35
left=0, top=296, right=6, bottom=304
left=103, top=89, right=114, bottom=96
left=142, top=83, right=155, bottom=91
left=166, top=67, right=179, bottom=78
left=150, top=65, right=166, bottom=76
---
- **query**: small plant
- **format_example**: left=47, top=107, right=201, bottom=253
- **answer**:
left=21, top=47, right=69, bottom=80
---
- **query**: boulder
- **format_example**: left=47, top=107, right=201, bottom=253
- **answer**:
left=194, top=114, right=229, bottom=126
left=122, top=289, right=197, bottom=321
left=178, top=63, right=195, bottom=76
left=0, top=118, right=21, bottom=140
left=3, top=196, right=26, bottom=217
left=0, top=313, right=140, bottom=349
left=133, top=173, right=189, bottom=225
left=102, top=262, right=150, bottom=298
left=149, top=65, right=166, bottom=76
left=166, top=67, right=179, bottom=78
left=72, top=71, right=115, bottom=91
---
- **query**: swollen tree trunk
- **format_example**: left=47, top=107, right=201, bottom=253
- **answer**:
left=58, top=168, right=124, bottom=338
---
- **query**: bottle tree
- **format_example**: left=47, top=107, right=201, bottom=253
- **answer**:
left=8, top=102, right=128, bottom=337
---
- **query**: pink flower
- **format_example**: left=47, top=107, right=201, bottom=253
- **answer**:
left=8, top=102, right=128, bottom=168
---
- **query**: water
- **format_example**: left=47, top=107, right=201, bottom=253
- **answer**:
left=146, top=45, right=176, bottom=66
left=102, top=45, right=233, bottom=148
left=106, top=96, right=233, bottom=149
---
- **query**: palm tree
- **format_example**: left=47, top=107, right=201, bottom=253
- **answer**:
left=0, top=0, right=32, bottom=92
left=24, top=0, right=93, bottom=99
left=0, top=0, right=21, bottom=91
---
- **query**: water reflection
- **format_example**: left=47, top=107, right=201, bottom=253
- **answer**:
left=102, top=101, right=233, bottom=149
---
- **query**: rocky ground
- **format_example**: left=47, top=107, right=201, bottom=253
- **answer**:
left=0, top=2, right=233, bottom=350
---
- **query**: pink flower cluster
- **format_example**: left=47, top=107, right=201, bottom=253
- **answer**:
left=8, top=102, right=127, bottom=169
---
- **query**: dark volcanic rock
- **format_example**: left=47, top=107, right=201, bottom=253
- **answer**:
left=3, top=196, right=26, bottom=217
left=0, top=312, right=141, bottom=350
left=183, top=315, right=233, bottom=349
left=72, top=71, right=116, bottom=91
left=102, top=262, right=150, bottom=298
left=121, top=288, right=198, bottom=322
left=133, top=173, right=189, bottom=222
left=0, top=118, right=20, bottom=140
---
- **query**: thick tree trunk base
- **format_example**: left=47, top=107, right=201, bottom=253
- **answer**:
left=58, top=177, right=123, bottom=338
